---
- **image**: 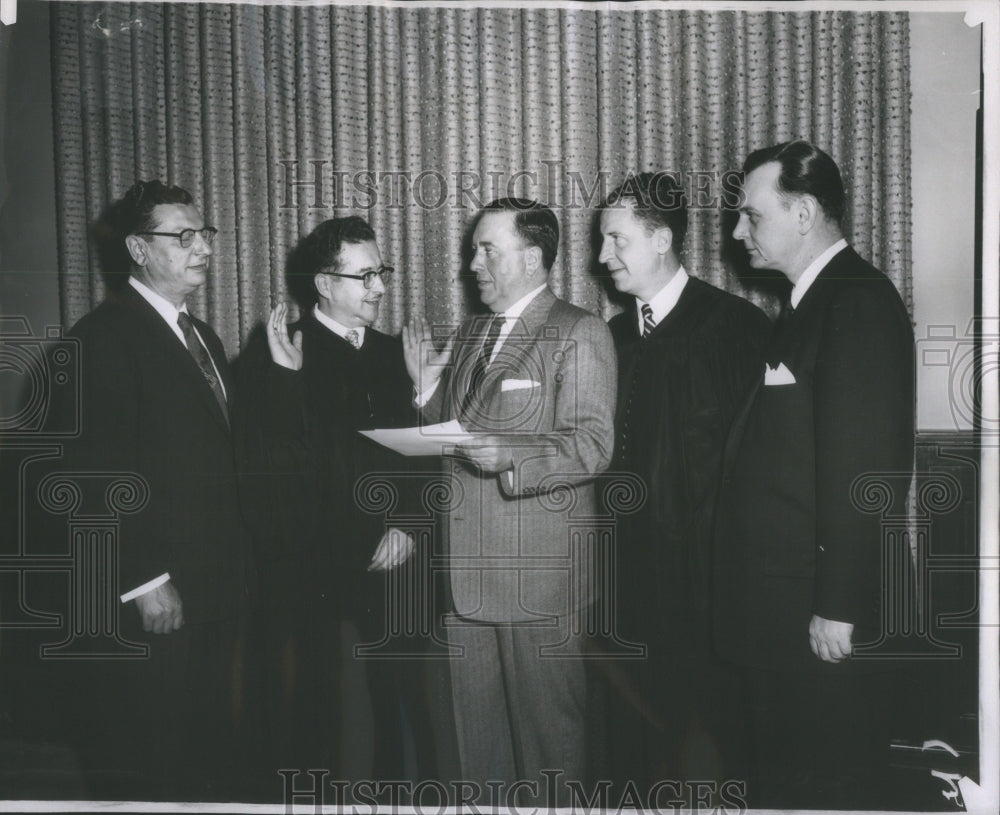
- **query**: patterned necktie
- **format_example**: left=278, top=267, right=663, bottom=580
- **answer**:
left=460, top=314, right=504, bottom=421
left=345, top=329, right=361, bottom=349
left=176, top=312, right=228, bottom=422
left=641, top=303, right=656, bottom=338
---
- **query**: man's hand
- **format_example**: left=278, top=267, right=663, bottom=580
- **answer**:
left=369, top=527, right=416, bottom=571
left=403, top=316, right=453, bottom=392
left=455, top=434, right=514, bottom=473
left=809, top=614, right=853, bottom=663
left=267, top=303, right=303, bottom=371
left=134, top=581, right=184, bottom=634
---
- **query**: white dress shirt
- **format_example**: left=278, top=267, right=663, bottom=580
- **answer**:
left=635, top=266, right=689, bottom=334
left=313, top=304, right=367, bottom=346
left=790, top=238, right=848, bottom=308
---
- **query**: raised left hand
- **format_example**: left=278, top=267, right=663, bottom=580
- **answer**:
left=809, top=614, right=853, bottom=663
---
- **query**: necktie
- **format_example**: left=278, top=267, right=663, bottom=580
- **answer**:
left=768, top=298, right=795, bottom=365
left=345, top=329, right=361, bottom=349
left=641, top=303, right=656, bottom=338
left=460, top=314, right=504, bottom=421
left=177, top=312, right=228, bottom=422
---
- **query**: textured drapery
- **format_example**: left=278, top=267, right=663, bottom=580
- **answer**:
left=51, top=3, right=911, bottom=355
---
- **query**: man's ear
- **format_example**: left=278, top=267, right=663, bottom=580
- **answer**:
left=654, top=226, right=674, bottom=256
left=124, top=235, right=148, bottom=267
left=796, top=195, right=820, bottom=235
left=314, top=272, right=330, bottom=300
left=524, top=245, right=544, bottom=277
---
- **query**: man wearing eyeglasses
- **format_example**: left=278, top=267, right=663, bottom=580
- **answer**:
left=61, top=179, right=253, bottom=798
left=236, top=215, right=434, bottom=782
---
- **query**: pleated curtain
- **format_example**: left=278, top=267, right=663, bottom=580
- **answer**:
left=51, top=3, right=911, bottom=355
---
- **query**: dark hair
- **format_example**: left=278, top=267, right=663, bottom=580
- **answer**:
left=119, top=179, right=194, bottom=236
left=603, top=172, right=688, bottom=254
left=287, top=216, right=377, bottom=305
left=479, top=198, right=560, bottom=270
left=743, top=140, right=846, bottom=225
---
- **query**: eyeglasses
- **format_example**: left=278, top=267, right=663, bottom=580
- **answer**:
left=137, top=227, right=218, bottom=248
left=323, top=265, right=394, bottom=290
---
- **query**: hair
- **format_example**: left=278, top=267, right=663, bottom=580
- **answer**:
left=118, top=179, right=194, bottom=236
left=742, top=140, right=846, bottom=226
left=602, top=172, right=688, bottom=253
left=287, top=216, right=377, bottom=305
left=479, top=198, right=560, bottom=270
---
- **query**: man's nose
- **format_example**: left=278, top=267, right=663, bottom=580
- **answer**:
left=598, top=236, right=613, bottom=265
left=371, top=272, right=386, bottom=294
left=470, top=248, right=484, bottom=272
left=193, top=231, right=213, bottom=256
left=732, top=214, right=748, bottom=241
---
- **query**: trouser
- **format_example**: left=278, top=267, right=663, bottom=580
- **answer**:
left=444, top=613, right=587, bottom=807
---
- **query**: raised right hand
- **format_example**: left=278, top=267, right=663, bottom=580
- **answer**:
left=267, top=303, right=303, bottom=371
left=402, top=315, right=454, bottom=392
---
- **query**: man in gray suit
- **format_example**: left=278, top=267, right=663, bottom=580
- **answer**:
left=404, top=198, right=616, bottom=804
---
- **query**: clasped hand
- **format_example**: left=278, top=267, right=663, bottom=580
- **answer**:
left=453, top=435, right=514, bottom=473
left=809, top=614, right=853, bottom=663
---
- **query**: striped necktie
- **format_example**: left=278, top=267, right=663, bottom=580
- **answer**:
left=641, top=303, right=656, bottom=338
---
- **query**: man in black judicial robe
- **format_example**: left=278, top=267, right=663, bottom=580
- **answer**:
left=236, top=217, right=436, bottom=784
left=595, top=173, right=769, bottom=796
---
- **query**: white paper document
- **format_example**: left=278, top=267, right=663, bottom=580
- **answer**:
left=359, top=420, right=474, bottom=456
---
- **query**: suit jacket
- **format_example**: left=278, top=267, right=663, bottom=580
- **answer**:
left=422, top=287, right=617, bottom=623
left=609, top=276, right=768, bottom=646
left=713, top=246, right=915, bottom=672
left=67, top=283, right=249, bottom=624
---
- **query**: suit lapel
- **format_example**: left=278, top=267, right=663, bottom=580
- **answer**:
left=119, top=286, right=231, bottom=433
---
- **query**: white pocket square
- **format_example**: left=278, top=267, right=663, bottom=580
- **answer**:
left=501, top=378, right=541, bottom=392
left=764, top=362, right=796, bottom=385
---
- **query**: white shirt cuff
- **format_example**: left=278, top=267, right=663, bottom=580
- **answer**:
left=414, top=379, right=440, bottom=408
left=120, top=572, right=171, bottom=603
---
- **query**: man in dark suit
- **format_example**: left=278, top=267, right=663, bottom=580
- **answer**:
left=403, top=199, right=617, bottom=805
left=236, top=216, right=434, bottom=783
left=713, top=141, right=915, bottom=808
left=597, top=172, right=768, bottom=795
left=63, top=180, right=254, bottom=798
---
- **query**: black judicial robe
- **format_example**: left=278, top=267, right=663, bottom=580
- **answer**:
left=602, top=275, right=768, bottom=788
left=234, top=312, right=429, bottom=775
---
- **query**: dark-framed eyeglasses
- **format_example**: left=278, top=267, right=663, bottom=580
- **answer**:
left=137, top=227, right=218, bottom=248
left=323, top=265, right=394, bottom=290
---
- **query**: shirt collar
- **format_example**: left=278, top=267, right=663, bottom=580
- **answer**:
left=129, top=275, right=189, bottom=324
left=313, top=305, right=367, bottom=345
left=790, top=238, right=848, bottom=308
left=498, top=283, right=548, bottom=321
left=636, top=266, right=689, bottom=332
